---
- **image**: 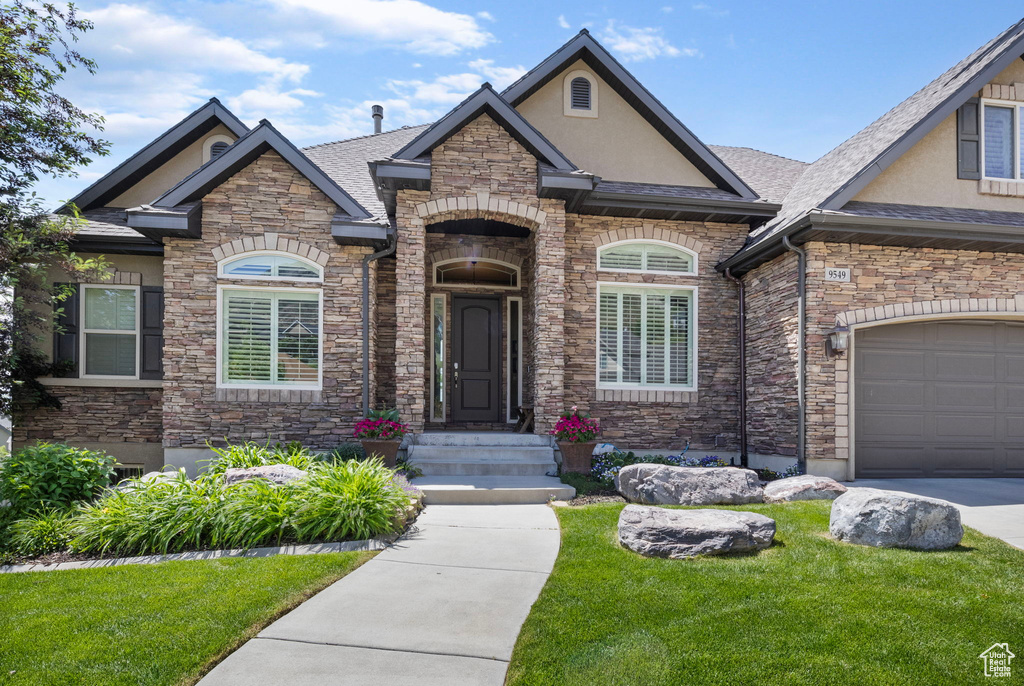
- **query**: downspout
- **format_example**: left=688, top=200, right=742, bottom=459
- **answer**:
left=723, top=268, right=747, bottom=468
left=362, top=230, right=396, bottom=417
left=782, top=236, right=806, bottom=473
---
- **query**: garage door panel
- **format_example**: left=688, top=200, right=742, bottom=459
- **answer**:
left=934, top=321, right=996, bottom=347
left=1005, top=416, right=1024, bottom=437
left=1006, top=448, right=1024, bottom=474
left=858, top=412, right=924, bottom=440
left=858, top=350, right=925, bottom=379
left=933, top=414, right=996, bottom=439
left=934, top=383, right=995, bottom=408
left=857, top=381, right=925, bottom=407
left=932, top=447, right=996, bottom=475
left=1003, top=323, right=1024, bottom=347
left=1004, top=386, right=1024, bottom=409
left=933, top=352, right=996, bottom=381
left=859, top=323, right=925, bottom=345
left=1004, top=356, right=1024, bottom=381
left=856, top=445, right=925, bottom=478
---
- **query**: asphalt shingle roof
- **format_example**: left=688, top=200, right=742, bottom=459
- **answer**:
left=595, top=179, right=757, bottom=202
left=830, top=201, right=1024, bottom=228
left=708, top=146, right=808, bottom=205
left=66, top=208, right=145, bottom=239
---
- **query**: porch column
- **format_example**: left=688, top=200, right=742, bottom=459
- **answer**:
left=532, top=200, right=566, bottom=433
left=394, top=191, right=428, bottom=432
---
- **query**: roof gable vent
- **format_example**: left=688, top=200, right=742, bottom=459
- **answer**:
left=570, top=77, right=591, bottom=110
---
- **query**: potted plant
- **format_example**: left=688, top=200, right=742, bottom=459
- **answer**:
left=551, top=406, right=600, bottom=474
left=354, top=408, right=408, bottom=469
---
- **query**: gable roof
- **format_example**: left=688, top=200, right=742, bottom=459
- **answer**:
left=60, top=98, right=249, bottom=213
left=709, top=146, right=808, bottom=204
left=393, top=84, right=577, bottom=171
left=502, top=29, right=757, bottom=200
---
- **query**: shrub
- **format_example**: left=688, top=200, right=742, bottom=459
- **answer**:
left=10, top=508, right=74, bottom=556
left=329, top=442, right=365, bottom=462
left=202, top=440, right=317, bottom=475
left=0, top=443, right=115, bottom=512
left=589, top=450, right=729, bottom=487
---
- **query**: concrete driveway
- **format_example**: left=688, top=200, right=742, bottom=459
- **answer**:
left=851, top=479, right=1024, bottom=549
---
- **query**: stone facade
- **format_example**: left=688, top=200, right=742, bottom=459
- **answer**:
left=374, top=257, right=397, bottom=409
left=13, top=386, right=162, bottom=445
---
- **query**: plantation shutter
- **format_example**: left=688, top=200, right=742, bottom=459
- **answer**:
left=957, top=97, right=981, bottom=180
left=52, top=283, right=79, bottom=378
left=222, top=289, right=320, bottom=385
left=139, top=286, right=164, bottom=380
left=598, top=288, right=692, bottom=387
left=570, top=77, right=591, bottom=110
left=224, top=291, right=273, bottom=383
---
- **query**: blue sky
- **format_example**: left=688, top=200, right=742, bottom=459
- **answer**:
left=35, top=0, right=1024, bottom=207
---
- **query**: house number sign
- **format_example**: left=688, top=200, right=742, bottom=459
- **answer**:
left=825, top=267, right=850, bottom=282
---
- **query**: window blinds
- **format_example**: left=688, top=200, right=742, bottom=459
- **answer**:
left=223, top=290, right=319, bottom=385
left=599, top=288, right=692, bottom=387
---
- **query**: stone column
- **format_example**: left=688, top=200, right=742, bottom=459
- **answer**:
left=394, top=191, right=428, bottom=432
left=531, top=200, right=566, bottom=433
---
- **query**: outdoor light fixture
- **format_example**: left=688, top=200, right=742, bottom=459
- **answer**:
left=826, top=325, right=849, bottom=358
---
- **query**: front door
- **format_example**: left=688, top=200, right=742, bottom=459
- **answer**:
left=452, top=295, right=501, bottom=422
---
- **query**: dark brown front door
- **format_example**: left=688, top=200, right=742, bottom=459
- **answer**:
left=452, top=295, right=501, bottom=422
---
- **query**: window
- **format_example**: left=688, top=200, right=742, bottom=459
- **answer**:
left=598, top=285, right=695, bottom=389
left=82, top=285, right=139, bottom=377
left=570, top=77, right=591, bottom=110
left=981, top=100, right=1024, bottom=179
left=433, top=258, right=519, bottom=289
left=220, top=288, right=321, bottom=388
left=209, top=141, right=230, bottom=160
left=430, top=295, right=445, bottom=422
left=220, top=253, right=322, bottom=281
left=598, top=241, right=696, bottom=274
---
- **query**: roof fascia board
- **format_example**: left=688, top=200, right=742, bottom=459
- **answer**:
left=823, top=32, right=1024, bottom=211
left=70, top=238, right=163, bottom=256
left=60, top=99, right=249, bottom=213
left=502, top=31, right=758, bottom=200
left=811, top=209, right=1024, bottom=238
left=371, top=162, right=432, bottom=181
left=393, top=86, right=577, bottom=171
left=715, top=218, right=813, bottom=273
left=155, top=121, right=371, bottom=218
left=589, top=191, right=780, bottom=216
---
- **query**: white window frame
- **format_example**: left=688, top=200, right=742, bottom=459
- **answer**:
left=218, top=250, right=323, bottom=283
left=979, top=98, right=1024, bottom=181
left=80, top=284, right=141, bottom=380
left=432, top=257, right=521, bottom=290
left=216, top=284, right=324, bottom=391
left=506, top=296, right=523, bottom=423
left=429, top=293, right=446, bottom=422
left=595, top=282, right=698, bottom=392
left=563, top=69, right=598, bottom=118
left=597, top=239, right=698, bottom=276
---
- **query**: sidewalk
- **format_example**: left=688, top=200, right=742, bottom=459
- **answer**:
left=199, top=504, right=561, bottom=685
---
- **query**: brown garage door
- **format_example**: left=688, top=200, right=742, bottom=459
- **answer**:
left=855, top=319, right=1024, bottom=478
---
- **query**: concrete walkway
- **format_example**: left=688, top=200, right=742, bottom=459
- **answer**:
left=199, top=504, right=560, bottom=685
left=852, top=478, right=1024, bottom=549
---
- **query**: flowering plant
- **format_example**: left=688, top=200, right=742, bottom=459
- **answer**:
left=551, top=406, right=600, bottom=443
left=354, top=409, right=408, bottom=440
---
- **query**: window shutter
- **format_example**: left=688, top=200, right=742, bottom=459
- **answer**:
left=52, top=283, right=79, bottom=378
left=140, top=286, right=164, bottom=380
left=958, top=97, right=981, bottom=180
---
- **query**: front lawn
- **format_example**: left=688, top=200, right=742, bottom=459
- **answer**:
left=0, top=551, right=372, bottom=685
left=507, top=501, right=1024, bottom=685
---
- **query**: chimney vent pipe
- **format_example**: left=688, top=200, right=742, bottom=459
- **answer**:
left=371, top=105, right=383, bottom=134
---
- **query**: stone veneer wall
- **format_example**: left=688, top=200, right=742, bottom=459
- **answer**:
left=162, top=151, right=370, bottom=449
left=374, top=257, right=397, bottom=409
left=564, top=215, right=747, bottom=449
left=13, top=386, right=162, bottom=445
left=742, top=252, right=800, bottom=457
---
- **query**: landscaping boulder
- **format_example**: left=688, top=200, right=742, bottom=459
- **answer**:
left=763, top=474, right=847, bottom=503
left=829, top=488, right=963, bottom=550
left=618, top=504, right=776, bottom=559
left=616, top=464, right=763, bottom=505
left=223, top=464, right=307, bottom=486
left=114, top=470, right=182, bottom=491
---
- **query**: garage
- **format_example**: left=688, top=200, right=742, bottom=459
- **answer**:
left=854, top=319, right=1024, bottom=478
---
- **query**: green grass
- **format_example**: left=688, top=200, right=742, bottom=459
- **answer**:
left=0, top=551, right=373, bottom=685
left=507, top=502, right=1024, bottom=686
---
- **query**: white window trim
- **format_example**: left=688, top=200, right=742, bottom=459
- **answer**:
left=979, top=97, right=1023, bottom=181
left=216, top=284, right=324, bottom=391
left=218, top=250, right=324, bottom=282
left=597, top=239, right=699, bottom=276
left=595, top=281, right=698, bottom=392
left=432, top=257, right=521, bottom=290
left=80, top=284, right=141, bottom=380
left=563, top=69, right=598, bottom=118
left=429, top=293, right=446, bottom=423
left=203, top=134, right=235, bottom=163
left=506, top=296, right=523, bottom=423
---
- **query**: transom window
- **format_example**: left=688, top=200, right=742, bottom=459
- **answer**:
left=433, top=258, right=519, bottom=289
left=982, top=99, right=1024, bottom=179
left=82, top=285, right=139, bottom=378
left=220, top=253, right=322, bottom=281
left=598, top=241, right=695, bottom=274
left=598, top=285, right=695, bottom=390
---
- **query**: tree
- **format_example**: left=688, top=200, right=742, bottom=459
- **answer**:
left=0, top=2, right=111, bottom=417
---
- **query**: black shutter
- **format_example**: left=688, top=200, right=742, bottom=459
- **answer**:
left=140, top=286, right=164, bottom=380
left=52, top=283, right=79, bottom=378
left=957, top=97, right=981, bottom=180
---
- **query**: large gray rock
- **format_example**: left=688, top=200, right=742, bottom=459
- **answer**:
left=616, top=464, right=763, bottom=505
left=114, top=469, right=184, bottom=491
left=618, top=504, right=776, bottom=559
left=763, top=474, right=847, bottom=503
left=224, top=464, right=308, bottom=486
left=829, top=488, right=963, bottom=550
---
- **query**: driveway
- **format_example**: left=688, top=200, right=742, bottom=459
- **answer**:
left=851, top=478, right=1024, bottom=549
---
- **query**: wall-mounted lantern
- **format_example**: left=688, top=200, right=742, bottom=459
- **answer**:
left=826, top=325, right=849, bottom=358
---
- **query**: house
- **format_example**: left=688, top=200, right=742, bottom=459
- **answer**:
left=13, top=20, right=1024, bottom=482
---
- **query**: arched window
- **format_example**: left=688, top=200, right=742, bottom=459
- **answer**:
left=433, top=257, right=520, bottom=289
left=219, top=252, right=323, bottom=281
left=598, top=240, right=696, bottom=275
left=570, top=77, right=591, bottom=110
left=209, top=141, right=230, bottom=160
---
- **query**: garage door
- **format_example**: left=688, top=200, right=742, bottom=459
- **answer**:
left=855, top=319, right=1024, bottom=478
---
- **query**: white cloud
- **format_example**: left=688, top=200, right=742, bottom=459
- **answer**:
left=476, top=11, right=495, bottom=22
left=558, top=14, right=571, bottom=29
left=229, top=86, right=323, bottom=117
left=270, top=0, right=492, bottom=55
left=661, top=5, right=674, bottom=12
left=600, top=21, right=695, bottom=62
left=692, top=3, right=729, bottom=17
left=384, top=60, right=525, bottom=108
left=467, top=60, right=526, bottom=89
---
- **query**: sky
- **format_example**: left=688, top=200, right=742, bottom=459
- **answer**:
left=30, top=0, right=1024, bottom=208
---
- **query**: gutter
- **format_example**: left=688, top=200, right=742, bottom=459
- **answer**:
left=362, top=230, right=396, bottom=416
left=723, top=268, right=747, bottom=467
left=782, top=236, right=806, bottom=473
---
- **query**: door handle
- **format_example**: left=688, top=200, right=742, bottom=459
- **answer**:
left=454, top=370, right=459, bottom=388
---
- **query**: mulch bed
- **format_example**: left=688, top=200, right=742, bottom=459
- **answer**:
left=569, top=494, right=626, bottom=506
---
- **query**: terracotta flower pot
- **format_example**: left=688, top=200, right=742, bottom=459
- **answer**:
left=360, top=439, right=401, bottom=469
left=559, top=441, right=596, bottom=475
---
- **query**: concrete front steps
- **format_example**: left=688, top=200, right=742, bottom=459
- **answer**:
left=407, top=432, right=575, bottom=504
